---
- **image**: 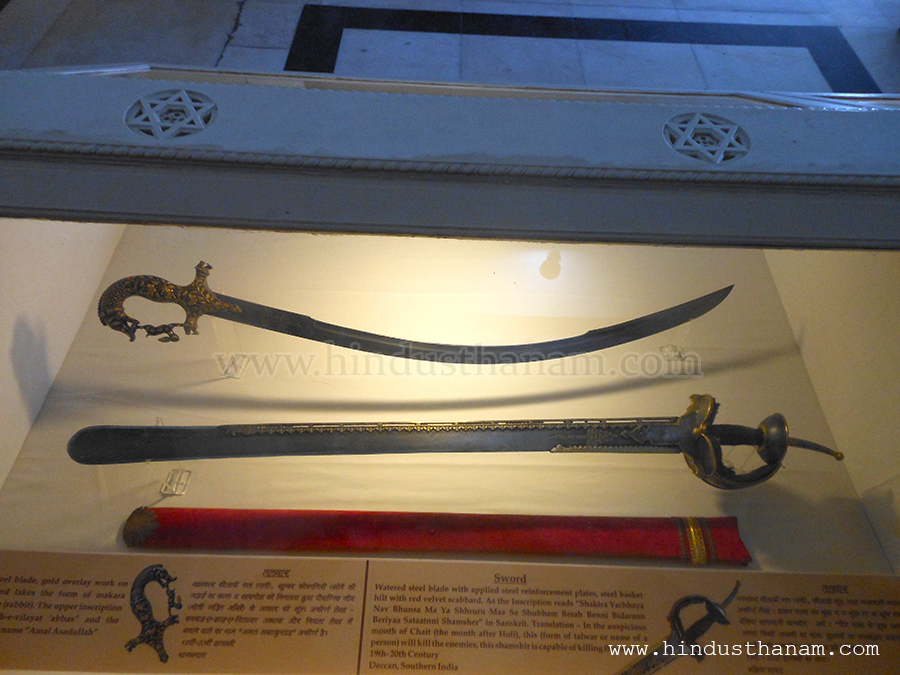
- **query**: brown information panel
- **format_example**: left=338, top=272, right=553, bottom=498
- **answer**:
left=1, top=549, right=899, bottom=674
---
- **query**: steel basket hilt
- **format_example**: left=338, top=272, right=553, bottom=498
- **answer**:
left=97, top=261, right=240, bottom=343
left=677, top=395, right=843, bottom=490
left=668, top=582, right=740, bottom=661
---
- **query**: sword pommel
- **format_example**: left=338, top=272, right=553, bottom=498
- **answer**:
left=677, top=395, right=842, bottom=490
left=98, top=261, right=241, bottom=342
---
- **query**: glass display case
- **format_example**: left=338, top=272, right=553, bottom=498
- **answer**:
left=1, top=222, right=897, bottom=573
left=1, top=64, right=899, bottom=674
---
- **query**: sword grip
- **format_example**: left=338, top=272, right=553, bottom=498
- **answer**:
left=98, top=261, right=240, bottom=342
left=707, top=424, right=765, bottom=449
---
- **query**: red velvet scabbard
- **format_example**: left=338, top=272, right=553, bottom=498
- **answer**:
left=123, top=507, right=750, bottom=566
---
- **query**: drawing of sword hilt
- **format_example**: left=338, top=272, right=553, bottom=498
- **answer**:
left=98, top=261, right=240, bottom=342
left=674, top=395, right=843, bottom=490
left=667, top=582, right=740, bottom=662
left=614, top=582, right=742, bottom=675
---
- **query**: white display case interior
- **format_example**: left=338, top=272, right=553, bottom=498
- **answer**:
left=2, top=221, right=898, bottom=575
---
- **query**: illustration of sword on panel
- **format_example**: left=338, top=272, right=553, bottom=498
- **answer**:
left=615, top=582, right=741, bottom=675
left=97, top=261, right=733, bottom=362
left=69, top=395, right=843, bottom=490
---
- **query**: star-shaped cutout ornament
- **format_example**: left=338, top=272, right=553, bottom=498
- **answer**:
left=663, top=113, right=750, bottom=164
left=125, top=90, right=217, bottom=139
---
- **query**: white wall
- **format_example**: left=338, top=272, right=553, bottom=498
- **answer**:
left=766, top=249, right=900, bottom=571
left=0, top=218, right=124, bottom=486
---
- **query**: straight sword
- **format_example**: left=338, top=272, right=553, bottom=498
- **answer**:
left=98, top=261, right=732, bottom=363
left=68, top=395, right=842, bottom=489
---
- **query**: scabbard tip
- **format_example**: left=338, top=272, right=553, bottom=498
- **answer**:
left=123, top=507, right=159, bottom=547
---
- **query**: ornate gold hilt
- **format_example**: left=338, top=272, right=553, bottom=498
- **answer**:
left=98, top=261, right=240, bottom=343
left=677, top=395, right=844, bottom=490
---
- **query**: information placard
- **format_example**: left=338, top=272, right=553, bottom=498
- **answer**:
left=1, top=550, right=898, bottom=673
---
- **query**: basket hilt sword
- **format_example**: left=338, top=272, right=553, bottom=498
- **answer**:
left=615, top=582, right=741, bottom=675
left=68, top=395, right=842, bottom=489
left=97, top=261, right=732, bottom=363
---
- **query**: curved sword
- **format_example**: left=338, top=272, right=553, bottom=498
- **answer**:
left=98, top=261, right=732, bottom=364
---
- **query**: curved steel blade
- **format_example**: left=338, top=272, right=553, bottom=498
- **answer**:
left=210, top=285, right=732, bottom=364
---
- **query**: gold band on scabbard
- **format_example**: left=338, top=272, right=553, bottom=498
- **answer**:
left=684, top=517, right=708, bottom=565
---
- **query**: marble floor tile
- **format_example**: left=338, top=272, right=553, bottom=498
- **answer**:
left=691, top=43, right=831, bottom=92
left=818, top=0, right=896, bottom=27
left=579, top=40, right=707, bottom=90
left=873, top=0, right=900, bottom=26
left=0, top=0, right=70, bottom=69
left=230, top=1, right=305, bottom=50
left=673, top=0, right=828, bottom=13
left=217, top=45, right=292, bottom=72
left=566, top=4, right=681, bottom=22
left=335, top=29, right=462, bottom=81
left=1, top=0, right=894, bottom=94
left=674, top=9, right=833, bottom=26
left=460, top=34, right=584, bottom=85
left=840, top=25, right=900, bottom=94
left=22, top=0, right=240, bottom=69
left=460, top=1, right=575, bottom=17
